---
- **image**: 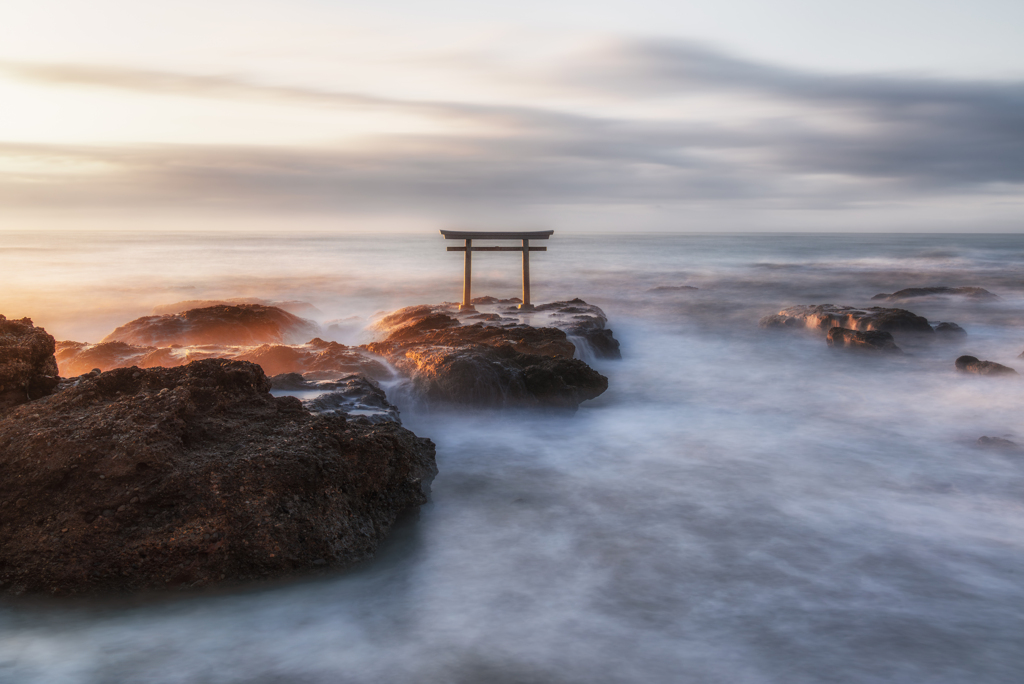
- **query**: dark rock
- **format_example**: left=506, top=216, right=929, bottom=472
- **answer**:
left=647, top=286, right=699, bottom=293
left=102, top=305, right=320, bottom=347
left=955, top=355, right=1018, bottom=376
left=871, top=287, right=998, bottom=301
left=934, top=322, right=967, bottom=336
left=0, top=315, right=60, bottom=412
left=760, top=304, right=935, bottom=334
left=977, top=436, right=1018, bottom=449
left=364, top=302, right=610, bottom=410
left=0, top=359, right=436, bottom=596
left=826, top=327, right=903, bottom=353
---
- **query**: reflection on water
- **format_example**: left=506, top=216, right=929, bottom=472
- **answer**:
left=1, top=233, right=1024, bottom=683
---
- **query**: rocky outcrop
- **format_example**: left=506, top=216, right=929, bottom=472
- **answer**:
left=269, top=373, right=400, bottom=424
left=871, top=287, right=997, bottom=301
left=826, top=327, right=903, bottom=353
left=0, top=315, right=60, bottom=412
left=103, top=305, right=320, bottom=347
left=760, top=304, right=935, bottom=334
left=365, top=302, right=610, bottom=410
left=532, top=299, right=622, bottom=359
left=0, top=359, right=436, bottom=596
left=955, top=355, right=1018, bottom=376
left=55, top=337, right=389, bottom=381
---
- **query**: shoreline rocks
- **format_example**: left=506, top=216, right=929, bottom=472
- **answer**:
left=0, top=359, right=436, bottom=596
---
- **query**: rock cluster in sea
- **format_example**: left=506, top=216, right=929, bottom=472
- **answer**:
left=1, top=298, right=618, bottom=595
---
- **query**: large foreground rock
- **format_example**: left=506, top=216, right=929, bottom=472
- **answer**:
left=0, top=359, right=436, bottom=596
left=826, top=327, right=903, bottom=354
left=366, top=301, right=611, bottom=409
left=103, top=304, right=320, bottom=347
left=760, top=304, right=936, bottom=334
left=0, top=315, right=60, bottom=412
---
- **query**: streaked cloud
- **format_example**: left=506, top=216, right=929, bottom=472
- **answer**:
left=1, top=39, right=1022, bottom=227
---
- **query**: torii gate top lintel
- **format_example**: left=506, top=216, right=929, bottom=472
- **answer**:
left=439, top=229, right=555, bottom=311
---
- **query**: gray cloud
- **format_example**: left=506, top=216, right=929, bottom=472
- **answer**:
left=1, top=41, right=1022, bottom=215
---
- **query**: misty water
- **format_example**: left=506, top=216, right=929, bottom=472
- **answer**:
left=2, top=232, right=1024, bottom=683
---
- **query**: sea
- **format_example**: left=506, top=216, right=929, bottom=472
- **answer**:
left=2, top=231, right=1024, bottom=683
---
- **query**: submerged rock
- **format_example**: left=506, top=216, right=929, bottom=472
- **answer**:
left=647, top=285, right=699, bottom=293
left=103, top=304, right=320, bottom=347
left=0, top=359, right=436, bottom=596
left=977, top=436, right=1018, bottom=449
left=0, top=315, right=60, bottom=412
left=954, top=355, right=1018, bottom=376
left=871, top=287, right=997, bottom=301
left=760, top=304, right=935, bottom=334
left=826, top=327, right=903, bottom=353
left=365, top=301, right=611, bottom=410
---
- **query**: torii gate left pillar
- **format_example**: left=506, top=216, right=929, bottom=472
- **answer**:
left=440, top=230, right=554, bottom=311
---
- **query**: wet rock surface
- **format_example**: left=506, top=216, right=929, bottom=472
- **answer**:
left=365, top=299, right=613, bottom=409
left=826, top=327, right=903, bottom=353
left=0, top=315, right=60, bottom=412
left=760, top=304, right=936, bottom=334
left=955, top=355, right=1018, bottom=376
left=103, top=305, right=321, bottom=347
left=871, top=287, right=997, bottom=301
left=0, top=359, right=436, bottom=596
left=269, top=373, right=401, bottom=424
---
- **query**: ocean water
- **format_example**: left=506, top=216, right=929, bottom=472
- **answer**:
left=2, top=231, right=1024, bottom=683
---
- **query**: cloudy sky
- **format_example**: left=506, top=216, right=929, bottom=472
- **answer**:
left=1, top=0, right=1022, bottom=232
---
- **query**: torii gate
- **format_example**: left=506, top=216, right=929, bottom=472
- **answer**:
left=440, top=230, right=554, bottom=311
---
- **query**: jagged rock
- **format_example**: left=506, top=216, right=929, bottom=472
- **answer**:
left=534, top=299, right=622, bottom=359
left=234, top=338, right=389, bottom=379
left=0, top=315, right=60, bottom=412
left=977, top=436, right=1018, bottom=449
left=0, top=359, right=436, bottom=596
left=103, top=305, right=320, bottom=347
left=826, top=327, right=903, bottom=353
left=269, top=372, right=400, bottom=424
left=871, top=287, right=997, bottom=301
left=647, top=286, right=699, bottom=293
left=759, top=304, right=935, bottom=334
left=934, top=322, right=967, bottom=336
left=365, top=303, right=609, bottom=410
left=955, top=355, right=1018, bottom=376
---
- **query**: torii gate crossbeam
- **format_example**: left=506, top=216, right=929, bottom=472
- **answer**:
left=440, top=230, right=554, bottom=311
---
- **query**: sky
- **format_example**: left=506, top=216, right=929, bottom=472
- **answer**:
left=0, top=0, right=1022, bottom=232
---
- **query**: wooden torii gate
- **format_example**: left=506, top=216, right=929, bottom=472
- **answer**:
left=440, top=230, right=554, bottom=311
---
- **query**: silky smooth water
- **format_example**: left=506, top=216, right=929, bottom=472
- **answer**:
left=2, top=232, right=1024, bottom=683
